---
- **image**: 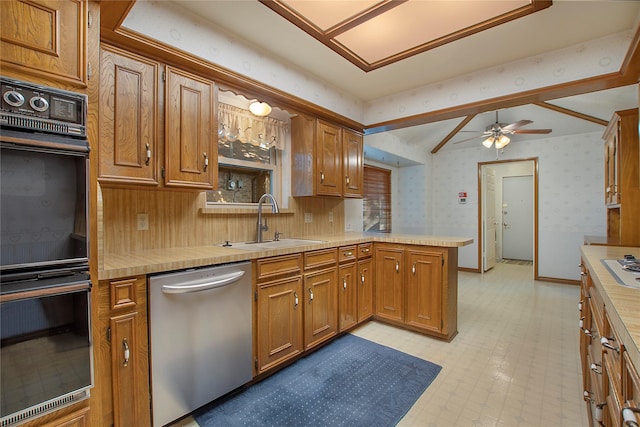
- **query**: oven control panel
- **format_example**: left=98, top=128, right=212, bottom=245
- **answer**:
left=0, top=76, right=87, bottom=138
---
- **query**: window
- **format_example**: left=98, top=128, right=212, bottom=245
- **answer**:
left=363, top=165, right=391, bottom=232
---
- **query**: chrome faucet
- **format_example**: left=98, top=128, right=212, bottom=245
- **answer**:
left=256, top=194, right=280, bottom=242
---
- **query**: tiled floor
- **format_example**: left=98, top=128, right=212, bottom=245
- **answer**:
left=171, top=262, right=587, bottom=427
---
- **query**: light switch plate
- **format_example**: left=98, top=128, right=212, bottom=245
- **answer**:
left=304, top=213, right=313, bottom=223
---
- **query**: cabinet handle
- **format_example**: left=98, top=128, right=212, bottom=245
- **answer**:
left=145, top=143, right=151, bottom=166
left=579, top=317, right=584, bottom=329
left=590, top=363, right=602, bottom=375
left=622, top=407, right=640, bottom=427
left=122, top=338, right=130, bottom=368
left=578, top=263, right=583, bottom=268
left=294, top=291, right=299, bottom=308
left=361, top=273, right=365, bottom=285
left=309, top=288, right=314, bottom=302
left=361, top=248, right=370, bottom=253
left=412, top=262, right=417, bottom=275
left=395, top=261, right=400, bottom=273
left=203, top=152, right=209, bottom=172
left=345, top=175, right=350, bottom=185
left=320, top=172, right=325, bottom=183
left=343, top=251, right=353, bottom=257
left=580, top=271, right=587, bottom=276
left=343, top=278, right=347, bottom=290
left=578, top=301, right=583, bottom=311
left=584, top=328, right=597, bottom=339
left=600, top=336, right=620, bottom=353
left=595, top=402, right=606, bottom=423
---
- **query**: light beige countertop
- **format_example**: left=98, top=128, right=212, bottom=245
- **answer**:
left=99, top=232, right=473, bottom=280
left=580, top=245, right=640, bottom=370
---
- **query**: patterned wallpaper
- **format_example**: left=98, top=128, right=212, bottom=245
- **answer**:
left=430, top=131, right=605, bottom=279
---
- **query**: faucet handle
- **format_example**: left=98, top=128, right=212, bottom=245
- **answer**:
left=274, top=231, right=283, bottom=241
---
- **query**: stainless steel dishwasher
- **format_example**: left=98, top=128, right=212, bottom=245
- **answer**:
left=149, top=261, right=252, bottom=427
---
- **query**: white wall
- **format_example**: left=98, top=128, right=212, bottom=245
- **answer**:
left=432, top=132, right=606, bottom=280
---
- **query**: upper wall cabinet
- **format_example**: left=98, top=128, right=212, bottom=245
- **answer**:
left=1, top=0, right=87, bottom=87
left=98, top=45, right=218, bottom=191
left=291, top=115, right=363, bottom=198
left=99, top=45, right=159, bottom=186
left=603, top=108, right=639, bottom=246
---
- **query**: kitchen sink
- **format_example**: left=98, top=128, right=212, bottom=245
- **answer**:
left=219, top=238, right=326, bottom=251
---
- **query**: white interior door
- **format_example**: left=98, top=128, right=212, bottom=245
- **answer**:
left=483, top=167, right=497, bottom=271
left=502, top=176, right=534, bottom=261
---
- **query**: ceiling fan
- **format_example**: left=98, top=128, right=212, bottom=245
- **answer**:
left=453, top=111, right=552, bottom=148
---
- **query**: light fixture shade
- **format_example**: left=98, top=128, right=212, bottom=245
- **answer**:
left=495, top=134, right=510, bottom=149
left=249, top=101, right=272, bottom=117
left=482, top=136, right=495, bottom=148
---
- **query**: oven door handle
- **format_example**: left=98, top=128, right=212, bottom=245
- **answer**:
left=161, top=271, right=246, bottom=294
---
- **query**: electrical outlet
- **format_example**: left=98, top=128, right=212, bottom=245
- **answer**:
left=304, top=213, right=313, bottom=224
left=328, top=211, right=334, bottom=223
left=137, top=213, right=149, bottom=231
left=346, top=223, right=353, bottom=232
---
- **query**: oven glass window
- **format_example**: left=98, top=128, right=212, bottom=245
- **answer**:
left=0, top=146, right=88, bottom=271
left=0, top=289, right=92, bottom=418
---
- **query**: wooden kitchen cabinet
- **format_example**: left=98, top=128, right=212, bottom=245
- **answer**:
left=357, top=254, right=374, bottom=323
left=303, top=248, right=338, bottom=350
left=1, top=0, right=87, bottom=87
left=374, top=243, right=458, bottom=341
left=603, top=109, right=640, bottom=246
left=99, top=45, right=159, bottom=186
left=291, top=114, right=363, bottom=198
left=164, top=66, right=217, bottom=190
left=374, top=245, right=405, bottom=323
left=95, top=276, right=151, bottom=427
left=338, top=246, right=358, bottom=332
left=342, top=129, right=364, bottom=198
left=98, top=46, right=217, bottom=190
left=254, top=254, right=303, bottom=375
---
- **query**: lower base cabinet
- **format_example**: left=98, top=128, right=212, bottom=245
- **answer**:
left=374, top=243, right=457, bottom=341
left=95, top=276, right=151, bottom=427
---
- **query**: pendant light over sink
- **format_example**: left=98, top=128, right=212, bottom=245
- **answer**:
left=249, top=101, right=272, bottom=117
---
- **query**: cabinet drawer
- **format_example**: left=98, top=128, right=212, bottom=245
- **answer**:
left=304, top=248, right=337, bottom=270
left=338, top=246, right=357, bottom=263
left=358, top=243, right=372, bottom=258
left=256, top=254, right=302, bottom=282
left=603, top=312, right=624, bottom=381
left=109, top=276, right=144, bottom=311
left=623, top=351, right=640, bottom=423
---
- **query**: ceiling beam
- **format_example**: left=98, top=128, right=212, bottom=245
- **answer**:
left=431, top=115, right=477, bottom=154
left=533, top=102, right=609, bottom=127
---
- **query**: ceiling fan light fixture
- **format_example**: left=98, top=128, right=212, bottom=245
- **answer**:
left=249, top=101, right=272, bottom=117
left=482, top=136, right=495, bottom=148
left=495, top=134, right=511, bottom=149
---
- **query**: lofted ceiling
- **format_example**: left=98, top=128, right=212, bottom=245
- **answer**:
left=166, top=0, right=639, bottom=158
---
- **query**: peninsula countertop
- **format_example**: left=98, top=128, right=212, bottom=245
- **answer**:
left=580, top=245, right=640, bottom=371
left=99, top=232, right=473, bottom=280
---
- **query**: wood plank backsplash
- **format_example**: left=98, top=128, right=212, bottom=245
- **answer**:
left=98, top=186, right=345, bottom=262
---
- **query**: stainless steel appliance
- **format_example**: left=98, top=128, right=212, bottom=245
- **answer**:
left=0, top=77, right=92, bottom=426
left=149, top=262, right=253, bottom=427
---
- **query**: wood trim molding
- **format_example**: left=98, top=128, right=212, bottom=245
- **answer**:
left=431, top=114, right=476, bottom=154
left=534, top=102, right=609, bottom=127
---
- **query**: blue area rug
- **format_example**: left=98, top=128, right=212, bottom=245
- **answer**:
left=193, top=334, right=441, bottom=427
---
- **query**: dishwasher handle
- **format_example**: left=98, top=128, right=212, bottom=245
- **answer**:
left=161, top=270, right=246, bottom=294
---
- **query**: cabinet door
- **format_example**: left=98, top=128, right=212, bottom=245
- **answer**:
left=338, top=262, right=357, bottom=332
left=304, top=267, right=338, bottom=350
left=374, top=247, right=404, bottom=322
left=357, top=258, right=373, bottom=322
left=165, top=66, right=217, bottom=189
left=256, top=276, right=303, bottom=373
left=604, top=131, right=619, bottom=205
left=315, top=120, right=342, bottom=196
left=406, top=250, right=443, bottom=333
left=342, top=129, right=363, bottom=198
left=0, top=0, right=86, bottom=86
left=99, top=46, right=159, bottom=186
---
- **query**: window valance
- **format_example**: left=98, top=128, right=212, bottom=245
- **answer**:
left=218, top=103, right=288, bottom=151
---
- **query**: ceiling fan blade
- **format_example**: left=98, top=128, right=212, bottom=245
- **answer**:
left=512, top=129, right=552, bottom=134
left=502, top=119, right=533, bottom=131
left=452, top=134, right=484, bottom=144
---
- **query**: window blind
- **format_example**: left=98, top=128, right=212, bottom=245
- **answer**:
left=363, top=165, right=391, bottom=232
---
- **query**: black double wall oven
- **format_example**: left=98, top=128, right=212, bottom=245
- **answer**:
left=0, top=77, right=92, bottom=426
